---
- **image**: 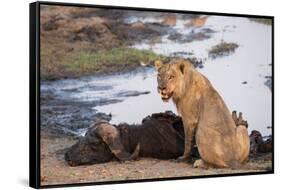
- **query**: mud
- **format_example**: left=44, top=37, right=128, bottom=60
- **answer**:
left=168, top=28, right=215, bottom=43
left=41, top=6, right=176, bottom=51
left=40, top=90, right=112, bottom=137
left=40, top=78, right=153, bottom=137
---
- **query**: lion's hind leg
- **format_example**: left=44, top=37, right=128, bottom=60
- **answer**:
left=235, top=125, right=250, bottom=163
left=232, top=111, right=250, bottom=163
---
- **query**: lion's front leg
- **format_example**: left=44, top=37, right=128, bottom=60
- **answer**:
left=176, top=122, right=196, bottom=162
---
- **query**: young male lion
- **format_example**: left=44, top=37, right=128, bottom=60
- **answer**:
left=155, top=59, right=250, bottom=168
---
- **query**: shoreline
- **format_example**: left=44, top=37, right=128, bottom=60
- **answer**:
left=41, top=131, right=272, bottom=186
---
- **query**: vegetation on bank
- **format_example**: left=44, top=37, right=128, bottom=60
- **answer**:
left=208, top=41, right=239, bottom=59
left=41, top=47, right=168, bottom=80
left=249, top=18, right=272, bottom=25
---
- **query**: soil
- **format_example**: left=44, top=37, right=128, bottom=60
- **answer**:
left=40, top=132, right=272, bottom=186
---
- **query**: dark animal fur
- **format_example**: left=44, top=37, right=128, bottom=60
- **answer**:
left=65, top=112, right=199, bottom=166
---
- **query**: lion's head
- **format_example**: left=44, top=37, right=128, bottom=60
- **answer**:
left=154, top=59, right=189, bottom=102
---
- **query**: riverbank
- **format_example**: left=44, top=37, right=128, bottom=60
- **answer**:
left=40, top=6, right=221, bottom=80
left=40, top=6, right=173, bottom=80
left=41, top=132, right=272, bottom=186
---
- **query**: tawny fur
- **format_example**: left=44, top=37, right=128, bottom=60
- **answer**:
left=155, top=59, right=250, bottom=168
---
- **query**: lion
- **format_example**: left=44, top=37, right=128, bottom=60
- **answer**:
left=154, top=59, right=250, bottom=168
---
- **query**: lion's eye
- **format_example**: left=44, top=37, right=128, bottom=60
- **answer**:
left=168, top=75, right=174, bottom=80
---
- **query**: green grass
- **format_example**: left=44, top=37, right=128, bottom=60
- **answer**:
left=65, top=47, right=165, bottom=72
left=41, top=47, right=168, bottom=80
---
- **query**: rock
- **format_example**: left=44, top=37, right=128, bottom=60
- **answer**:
left=161, top=15, right=177, bottom=26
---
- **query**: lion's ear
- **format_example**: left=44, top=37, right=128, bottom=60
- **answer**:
left=154, top=60, right=163, bottom=70
left=178, top=61, right=185, bottom=74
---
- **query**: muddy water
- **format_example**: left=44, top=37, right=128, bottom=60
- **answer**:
left=41, top=16, right=272, bottom=136
left=98, top=16, right=272, bottom=135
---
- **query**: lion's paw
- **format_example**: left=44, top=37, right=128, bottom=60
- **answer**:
left=193, top=159, right=208, bottom=169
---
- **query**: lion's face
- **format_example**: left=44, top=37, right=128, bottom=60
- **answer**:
left=155, top=60, right=186, bottom=102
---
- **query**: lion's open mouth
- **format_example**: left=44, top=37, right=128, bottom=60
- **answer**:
left=161, top=92, right=173, bottom=102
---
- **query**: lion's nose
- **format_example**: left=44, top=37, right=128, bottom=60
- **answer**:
left=158, top=86, right=166, bottom=91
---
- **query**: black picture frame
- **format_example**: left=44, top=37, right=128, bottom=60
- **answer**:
left=30, top=1, right=274, bottom=188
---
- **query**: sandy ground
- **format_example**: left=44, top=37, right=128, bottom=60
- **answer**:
left=40, top=133, right=272, bottom=186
